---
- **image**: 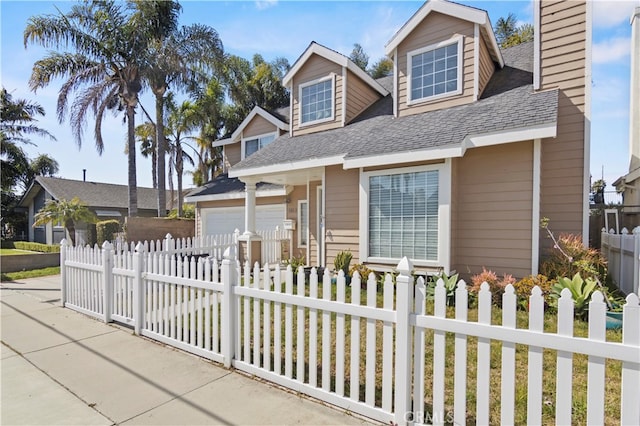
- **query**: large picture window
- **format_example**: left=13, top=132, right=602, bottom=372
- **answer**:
left=408, top=37, right=462, bottom=103
left=300, top=77, right=334, bottom=125
left=367, top=169, right=439, bottom=261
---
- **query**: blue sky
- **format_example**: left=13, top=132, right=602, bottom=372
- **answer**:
left=1, top=0, right=637, bottom=191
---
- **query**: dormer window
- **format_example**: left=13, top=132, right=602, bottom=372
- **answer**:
left=299, top=75, right=335, bottom=126
left=407, top=36, right=463, bottom=104
left=243, top=133, right=276, bottom=158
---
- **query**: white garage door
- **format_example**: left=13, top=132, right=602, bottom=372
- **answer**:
left=202, top=204, right=285, bottom=236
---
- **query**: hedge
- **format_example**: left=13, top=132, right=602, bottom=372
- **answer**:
left=13, top=242, right=61, bottom=253
left=97, top=220, right=121, bottom=245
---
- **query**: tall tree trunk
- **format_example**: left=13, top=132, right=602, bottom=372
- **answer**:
left=151, top=148, right=158, bottom=189
left=126, top=105, right=138, bottom=217
left=155, top=93, right=167, bottom=217
left=65, top=219, right=76, bottom=246
left=176, top=142, right=183, bottom=217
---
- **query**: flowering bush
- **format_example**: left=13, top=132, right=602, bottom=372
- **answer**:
left=513, top=274, right=552, bottom=310
left=470, top=267, right=516, bottom=306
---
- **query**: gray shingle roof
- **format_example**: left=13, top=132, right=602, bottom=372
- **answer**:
left=31, top=176, right=161, bottom=210
left=185, top=173, right=282, bottom=198
left=231, top=43, right=557, bottom=173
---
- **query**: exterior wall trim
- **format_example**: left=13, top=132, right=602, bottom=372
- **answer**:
left=230, top=155, right=345, bottom=178
left=384, top=0, right=504, bottom=67
left=231, top=105, right=288, bottom=142
left=532, top=138, right=541, bottom=274
left=474, top=23, right=480, bottom=101
left=533, top=0, right=541, bottom=91
left=582, top=0, right=593, bottom=246
left=283, top=42, right=388, bottom=96
left=341, top=66, right=347, bottom=126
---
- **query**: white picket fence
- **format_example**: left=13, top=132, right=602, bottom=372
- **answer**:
left=60, top=243, right=640, bottom=425
left=602, top=227, right=640, bottom=295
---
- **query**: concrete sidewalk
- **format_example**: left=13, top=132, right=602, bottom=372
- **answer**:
left=1, top=275, right=372, bottom=425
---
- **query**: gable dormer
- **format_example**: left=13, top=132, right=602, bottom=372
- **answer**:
left=215, top=106, right=288, bottom=172
left=283, top=42, right=388, bottom=137
left=385, top=0, right=503, bottom=118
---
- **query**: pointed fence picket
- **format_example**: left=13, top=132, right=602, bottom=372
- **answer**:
left=60, top=242, right=640, bottom=425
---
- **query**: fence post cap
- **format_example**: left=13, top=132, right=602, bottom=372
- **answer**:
left=633, top=226, right=640, bottom=235
left=223, top=244, right=236, bottom=260
left=135, top=242, right=145, bottom=253
left=101, top=241, right=113, bottom=250
left=60, top=238, right=68, bottom=247
left=621, top=227, right=629, bottom=235
left=396, top=256, right=413, bottom=276
left=165, top=233, right=173, bottom=239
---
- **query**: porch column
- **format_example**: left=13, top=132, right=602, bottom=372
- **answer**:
left=243, top=179, right=257, bottom=236
left=238, top=178, right=262, bottom=266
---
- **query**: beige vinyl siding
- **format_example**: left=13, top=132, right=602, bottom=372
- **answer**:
left=539, top=0, right=586, bottom=243
left=292, top=54, right=343, bottom=136
left=224, top=144, right=241, bottom=170
left=243, top=115, right=277, bottom=138
left=345, top=70, right=380, bottom=123
left=452, top=142, right=533, bottom=278
left=478, top=36, right=495, bottom=97
left=396, top=12, right=475, bottom=117
left=324, top=165, right=359, bottom=269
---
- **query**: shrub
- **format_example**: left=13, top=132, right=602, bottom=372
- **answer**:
left=550, top=273, right=598, bottom=320
left=13, top=241, right=60, bottom=253
left=333, top=250, right=353, bottom=275
left=470, top=267, right=515, bottom=306
left=96, top=220, right=121, bottom=245
left=426, top=270, right=460, bottom=306
left=349, top=263, right=374, bottom=280
left=513, top=274, right=552, bottom=310
left=540, top=219, right=607, bottom=283
left=284, top=252, right=306, bottom=271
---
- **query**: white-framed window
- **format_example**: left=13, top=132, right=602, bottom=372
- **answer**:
left=299, top=75, right=335, bottom=126
left=298, top=200, right=308, bottom=248
left=242, top=132, right=276, bottom=158
left=407, top=36, right=463, bottom=104
left=360, top=163, right=451, bottom=267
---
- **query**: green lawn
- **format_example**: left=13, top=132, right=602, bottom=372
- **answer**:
left=0, top=266, right=60, bottom=282
left=0, top=248, right=36, bottom=256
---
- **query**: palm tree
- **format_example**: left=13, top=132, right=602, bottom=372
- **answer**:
left=494, top=13, right=518, bottom=48
left=137, top=0, right=224, bottom=217
left=135, top=122, right=158, bottom=189
left=189, top=77, right=226, bottom=186
left=165, top=96, right=197, bottom=217
left=33, top=197, right=97, bottom=246
left=1, top=87, right=56, bottom=147
left=24, top=1, right=148, bottom=216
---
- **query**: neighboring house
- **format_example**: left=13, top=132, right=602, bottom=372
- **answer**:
left=192, top=0, right=591, bottom=279
left=185, top=106, right=291, bottom=236
left=613, top=6, right=640, bottom=229
left=19, top=176, right=162, bottom=245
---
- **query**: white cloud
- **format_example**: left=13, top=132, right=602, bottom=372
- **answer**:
left=593, top=36, right=630, bottom=63
left=592, top=0, right=639, bottom=28
left=255, top=0, right=277, bottom=11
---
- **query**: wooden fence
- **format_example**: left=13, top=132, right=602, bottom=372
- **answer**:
left=602, top=227, right=640, bottom=295
left=60, top=242, right=640, bottom=425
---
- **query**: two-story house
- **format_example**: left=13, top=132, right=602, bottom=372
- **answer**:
left=189, top=0, right=590, bottom=279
